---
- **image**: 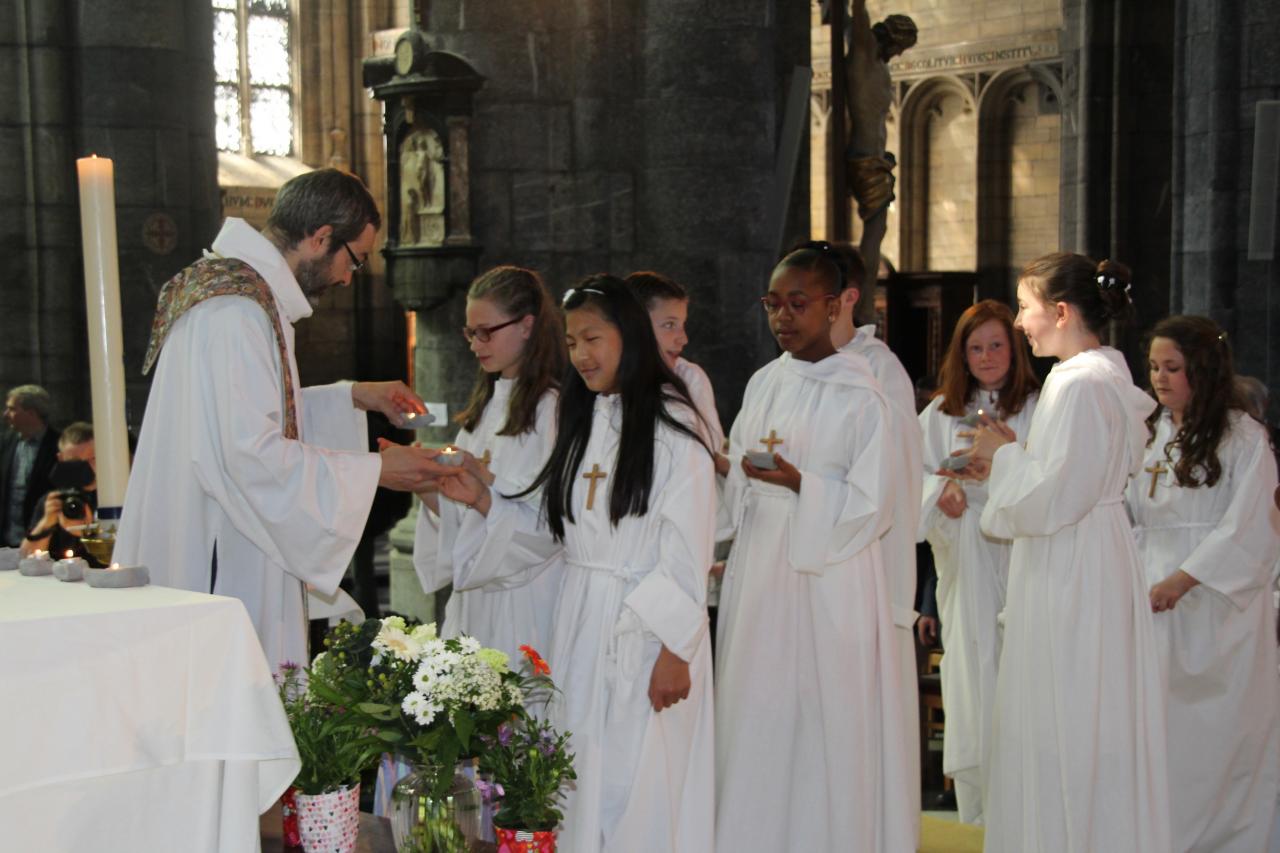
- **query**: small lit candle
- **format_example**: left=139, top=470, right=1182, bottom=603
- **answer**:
left=85, top=562, right=150, bottom=588
left=54, top=551, right=88, bottom=582
left=19, top=549, right=54, bottom=576
left=437, top=446, right=464, bottom=467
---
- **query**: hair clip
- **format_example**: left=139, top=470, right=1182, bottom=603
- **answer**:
left=561, top=287, right=606, bottom=305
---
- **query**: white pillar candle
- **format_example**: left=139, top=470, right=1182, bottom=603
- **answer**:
left=76, top=155, right=131, bottom=519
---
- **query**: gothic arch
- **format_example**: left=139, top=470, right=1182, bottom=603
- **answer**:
left=975, top=65, right=1064, bottom=300
left=898, top=76, right=979, bottom=270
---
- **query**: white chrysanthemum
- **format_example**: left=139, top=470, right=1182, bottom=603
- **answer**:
left=458, top=636, right=481, bottom=654
left=402, top=691, right=442, bottom=726
left=412, top=664, right=436, bottom=694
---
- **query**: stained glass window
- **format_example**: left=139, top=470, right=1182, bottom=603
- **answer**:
left=212, top=0, right=294, bottom=156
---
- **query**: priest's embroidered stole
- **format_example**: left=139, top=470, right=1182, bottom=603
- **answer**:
left=144, top=257, right=299, bottom=439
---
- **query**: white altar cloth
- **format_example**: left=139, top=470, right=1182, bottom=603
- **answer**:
left=0, top=573, right=299, bottom=852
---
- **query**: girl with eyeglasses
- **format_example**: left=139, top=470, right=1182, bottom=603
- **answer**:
left=714, top=247, right=914, bottom=851
left=1124, top=315, right=1279, bottom=853
left=437, top=274, right=718, bottom=852
left=408, top=265, right=566, bottom=662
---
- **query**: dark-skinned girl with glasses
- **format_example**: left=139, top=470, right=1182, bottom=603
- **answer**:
left=714, top=245, right=914, bottom=852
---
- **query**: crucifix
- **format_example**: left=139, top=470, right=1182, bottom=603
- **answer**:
left=760, top=430, right=785, bottom=453
left=1144, top=461, right=1168, bottom=499
left=582, top=464, right=607, bottom=511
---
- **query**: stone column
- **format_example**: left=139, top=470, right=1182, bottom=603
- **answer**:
left=0, top=0, right=219, bottom=426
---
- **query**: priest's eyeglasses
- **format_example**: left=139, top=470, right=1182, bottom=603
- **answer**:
left=760, top=293, right=835, bottom=315
left=463, top=316, right=526, bottom=343
left=341, top=241, right=366, bottom=274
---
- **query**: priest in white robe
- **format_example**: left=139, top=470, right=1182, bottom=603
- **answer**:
left=116, top=169, right=445, bottom=673
left=715, top=349, right=914, bottom=852
left=1127, top=408, right=1280, bottom=853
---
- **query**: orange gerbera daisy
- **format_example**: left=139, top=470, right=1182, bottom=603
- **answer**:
left=519, top=644, right=551, bottom=676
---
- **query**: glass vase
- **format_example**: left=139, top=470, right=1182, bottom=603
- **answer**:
left=390, top=763, right=483, bottom=852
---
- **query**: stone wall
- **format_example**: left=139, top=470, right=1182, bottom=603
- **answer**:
left=0, top=0, right=220, bottom=428
left=401, top=0, right=810, bottom=422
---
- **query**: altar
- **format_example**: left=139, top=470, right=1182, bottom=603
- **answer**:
left=0, top=572, right=299, bottom=853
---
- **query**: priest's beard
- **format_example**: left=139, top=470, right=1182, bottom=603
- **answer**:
left=294, top=255, right=340, bottom=306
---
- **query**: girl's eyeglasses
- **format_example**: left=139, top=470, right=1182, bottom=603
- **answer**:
left=462, top=316, right=525, bottom=343
left=760, top=294, right=835, bottom=315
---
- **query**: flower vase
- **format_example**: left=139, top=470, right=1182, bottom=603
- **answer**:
left=495, top=827, right=557, bottom=853
left=294, top=783, right=361, bottom=853
left=390, top=764, right=483, bottom=852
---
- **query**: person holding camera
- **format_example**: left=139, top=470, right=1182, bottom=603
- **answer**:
left=20, top=422, right=97, bottom=562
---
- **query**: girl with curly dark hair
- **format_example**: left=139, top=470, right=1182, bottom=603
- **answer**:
left=1125, top=314, right=1280, bottom=853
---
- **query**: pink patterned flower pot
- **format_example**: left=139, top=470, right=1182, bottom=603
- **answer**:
left=495, top=826, right=556, bottom=852
left=294, top=783, right=361, bottom=853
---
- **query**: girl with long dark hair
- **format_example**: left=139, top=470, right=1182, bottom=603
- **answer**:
left=410, top=265, right=565, bottom=660
left=1125, top=315, right=1279, bottom=853
left=438, top=274, right=716, bottom=852
left=917, top=299, right=1039, bottom=823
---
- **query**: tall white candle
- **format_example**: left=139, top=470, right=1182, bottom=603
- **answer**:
left=76, top=155, right=131, bottom=517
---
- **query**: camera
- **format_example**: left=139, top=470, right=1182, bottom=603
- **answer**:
left=59, top=489, right=89, bottom=520
left=49, top=459, right=96, bottom=522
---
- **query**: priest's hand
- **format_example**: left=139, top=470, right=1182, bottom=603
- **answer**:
left=937, top=480, right=967, bottom=518
left=352, top=381, right=427, bottom=424
left=437, top=468, right=492, bottom=516
left=378, top=443, right=454, bottom=492
left=1150, top=569, right=1200, bottom=612
left=742, top=453, right=802, bottom=493
left=648, top=645, right=691, bottom=712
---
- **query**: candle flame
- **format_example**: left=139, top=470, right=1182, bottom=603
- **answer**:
left=110, top=563, right=120, bottom=570
left=65, top=550, right=74, bottom=558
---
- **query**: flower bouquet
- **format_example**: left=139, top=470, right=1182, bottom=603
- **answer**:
left=307, top=617, right=554, bottom=851
left=276, top=663, right=384, bottom=852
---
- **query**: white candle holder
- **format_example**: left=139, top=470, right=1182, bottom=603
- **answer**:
left=85, top=563, right=150, bottom=588
left=19, top=551, right=54, bottom=576
left=437, top=446, right=465, bottom=467
left=53, top=555, right=88, bottom=582
left=0, top=547, right=19, bottom=571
